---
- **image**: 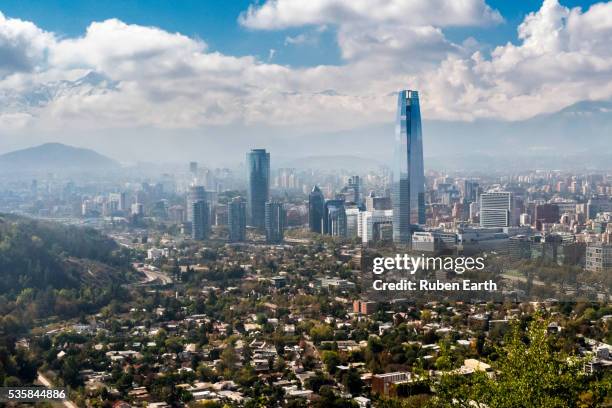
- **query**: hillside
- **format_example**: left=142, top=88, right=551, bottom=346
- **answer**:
left=0, top=214, right=136, bottom=325
left=0, top=143, right=118, bottom=173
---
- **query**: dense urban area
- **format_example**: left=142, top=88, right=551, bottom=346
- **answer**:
left=0, top=140, right=610, bottom=407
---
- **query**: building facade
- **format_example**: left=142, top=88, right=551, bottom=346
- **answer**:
left=308, top=185, right=325, bottom=233
left=228, top=196, right=247, bottom=242
left=247, top=149, right=270, bottom=229
left=480, top=192, right=512, bottom=228
left=392, top=90, right=425, bottom=244
left=192, top=199, right=209, bottom=241
left=265, top=201, right=286, bottom=244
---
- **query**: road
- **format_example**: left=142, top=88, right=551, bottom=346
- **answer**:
left=37, top=371, right=78, bottom=408
left=501, top=273, right=546, bottom=287
left=133, top=263, right=173, bottom=285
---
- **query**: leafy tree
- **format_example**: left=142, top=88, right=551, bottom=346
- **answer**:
left=433, top=318, right=611, bottom=408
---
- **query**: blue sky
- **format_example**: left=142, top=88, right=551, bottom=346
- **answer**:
left=0, top=0, right=610, bottom=162
left=0, top=0, right=602, bottom=66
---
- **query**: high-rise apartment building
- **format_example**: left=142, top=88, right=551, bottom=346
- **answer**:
left=324, top=199, right=347, bottom=237
left=192, top=199, right=209, bottom=241
left=247, top=149, right=270, bottom=229
left=228, top=196, right=247, bottom=242
left=265, top=201, right=286, bottom=244
left=392, top=90, right=425, bottom=244
left=585, top=243, right=612, bottom=273
left=186, top=185, right=206, bottom=222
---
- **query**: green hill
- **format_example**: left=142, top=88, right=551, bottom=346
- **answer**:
left=0, top=214, right=136, bottom=330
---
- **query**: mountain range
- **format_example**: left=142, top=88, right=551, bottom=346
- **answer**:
left=0, top=142, right=118, bottom=173
left=0, top=71, right=610, bottom=170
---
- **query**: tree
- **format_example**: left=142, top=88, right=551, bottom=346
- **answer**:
left=433, top=318, right=611, bottom=408
left=341, top=368, right=364, bottom=396
left=321, top=350, right=341, bottom=374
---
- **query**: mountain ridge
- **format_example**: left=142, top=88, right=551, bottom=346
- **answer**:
left=0, top=142, right=118, bottom=173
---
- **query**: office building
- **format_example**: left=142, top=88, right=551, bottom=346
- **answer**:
left=360, top=210, right=393, bottom=244
left=345, top=175, right=361, bottom=204
left=265, top=201, right=286, bottom=244
left=585, top=243, right=612, bottom=273
left=308, top=185, right=325, bottom=233
left=228, top=196, right=247, bottom=242
left=345, top=206, right=361, bottom=238
left=587, top=197, right=612, bottom=220
left=247, top=149, right=270, bottom=229
left=186, top=185, right=206, bottom=222
left=534, top=203, right=559, bottom=230
left=480, top=192, right=512, bottom=228
left=192, top=199, right=209, bottom=241
left=365, top=191, right=392, bottom=211
left=392, top=90, right=425, bottom=244
left=463, top=180, right=479, bottom=203
left=324, top=199, right=347, bottom=237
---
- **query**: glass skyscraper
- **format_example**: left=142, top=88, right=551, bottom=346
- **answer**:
left=392, top=90, right=425, bottom=244
left=246, top=149, right=270, bottom=228
left=265, top=201, right=286, bottom=244
left=308, top=185, right=325, bottom=233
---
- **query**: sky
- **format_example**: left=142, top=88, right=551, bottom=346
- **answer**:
left=0, top=0, right=610, bottom=165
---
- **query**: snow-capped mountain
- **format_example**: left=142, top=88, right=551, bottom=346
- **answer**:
left=0, top=71, right=119, bottom=114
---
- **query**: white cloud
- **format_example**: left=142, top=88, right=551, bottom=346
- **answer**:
left=0, top=11, right=54, bottom=77
left=0, top=0, right=610, bottom=135
left=239, top=0, right=502, bottom=30
left=284, top=33, right=311, bottom=46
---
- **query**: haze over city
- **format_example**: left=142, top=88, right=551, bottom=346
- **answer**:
left=0, top=1, right=611, bottom=407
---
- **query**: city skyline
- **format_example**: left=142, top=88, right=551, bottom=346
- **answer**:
left=0, top=2, right=609, bottom=407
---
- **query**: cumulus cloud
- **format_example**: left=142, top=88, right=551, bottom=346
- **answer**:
left=0, top=11, right=54, bottom=77
left=420, top=0, right=612, bottom=120
left=0, top=0, right=610, bottom=134
left=239, top=0, right=502, bottom=30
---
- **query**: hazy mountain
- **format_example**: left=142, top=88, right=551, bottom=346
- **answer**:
left=281, top=99, right=612, bottom=171
left=0, top=142, right=118, bottom=173
left=0, top=71, right=118, bottom=115
left=0, top=74, right=610, bottom=171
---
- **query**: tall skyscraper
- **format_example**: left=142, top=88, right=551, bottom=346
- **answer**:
left=392, top=90, right=425, bottom=244
left=247, top=149, right=270, bottom=229
left=345, top=175, right=361, bottom=204
left=265, top=201, right=286, bottom=244
left=189, top=161, right=198, bottom=177
left=463, top=180, right=479, bottom=203
left=228, top=196, right=247, bottom=242
left=480, top=192, right=512, bottom=228
left=192, top=199, right=209, bottom=241
left=324, top=199, right=347, bottom=237
left=187, top=185, right=206, bottom=222
left=308, top=185, right=325, bottom=233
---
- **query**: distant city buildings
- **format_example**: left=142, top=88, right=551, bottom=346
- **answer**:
left=264, top=201, right=286, bottom=244
left=228, top=196, right=247, bottom=242
left=480, top=192, right=512, bottom=228
left=191, top=199, right=209, bottom=241
left=324, top=199, right=347, bottom=237
left=585, top=243, right=612, bottom=273
left=308, top=185, right=325, bottom=233
left=392, top=90, right=425, bottom=244
left=534, top=203, right=560, bottom=230
left=186, top=185, right=206, bottom=222
left=247, top=149, right=270, bottom=229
